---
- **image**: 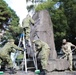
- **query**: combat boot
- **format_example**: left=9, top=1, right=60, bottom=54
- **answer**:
left=70, top=68, right=73, bottom=72
left=9, top=67, right=17, bottom=74
left=39, top=69, right=47, bottom=75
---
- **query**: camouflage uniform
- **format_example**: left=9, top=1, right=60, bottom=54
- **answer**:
left=62, top=39, right=76, bottom=71
left=33, top=40, right=50, bottom=71
left=0, top=39, right=23, bottom=68
left=22, top=14, right=34, bottom=41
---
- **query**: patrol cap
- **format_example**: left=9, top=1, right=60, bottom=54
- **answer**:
left=62, top=39, right=66, bottom=43
left=32, top=40, right=40, bottom=43
left=32, top=40, right=41, bottom=45
left=8, top=39, right=15, bottom=42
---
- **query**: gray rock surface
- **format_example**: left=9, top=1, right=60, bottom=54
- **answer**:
left=31, top=10, right=57, bottom=59
left=47, top=59, right=69, bottom=71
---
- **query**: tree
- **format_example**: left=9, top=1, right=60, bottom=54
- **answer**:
left=5, top=8, right=22, bottom=40
left=59, top=0, right=76, bottom=43
left=0, top=0, right=22, bottom=45
left=0, top=0, right=11, bottom=29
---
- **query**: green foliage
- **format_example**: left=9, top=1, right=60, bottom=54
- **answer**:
left=0, top=0, right=22, bottom=45
left=7, top=25, right=23, bottom=39
left=0, top=0, right=11, bottom=29
left=6, top=8, right=22, bottom=40
left=51, top=9, right=68, bottom=37
left=9, top=8, right=20, bottom=26
left=35, top=1, right=56, bottom=11
left=58, top=0, right=76, bottom=44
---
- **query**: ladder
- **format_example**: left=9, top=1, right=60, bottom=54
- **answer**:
left=17, top=31, right=38, bottom=73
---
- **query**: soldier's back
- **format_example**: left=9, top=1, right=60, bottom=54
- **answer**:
left=0, top=42, right=12, bottom=55
left=22, top=16, right=31, bottom=27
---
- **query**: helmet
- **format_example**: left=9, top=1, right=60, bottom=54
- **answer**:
left=32, top=40, right=42, bottom=49
left=62, top=39, right=66, bottom=43
left=8, top=39, right=15, bottom=42
left=32, top=40, right=41, bottom=43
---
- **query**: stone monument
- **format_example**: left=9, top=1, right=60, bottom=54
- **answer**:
left=30, top=10, right=69, bottom=71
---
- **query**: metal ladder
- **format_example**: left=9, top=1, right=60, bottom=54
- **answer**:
left=17, top=31, right=38, bottom=73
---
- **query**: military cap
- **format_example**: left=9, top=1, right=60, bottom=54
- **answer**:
left=62, top=39, right=67, bottom=43
left=32, top=40, right=41, bottom=45
left=33, top=39, right=41, bottom=42
left=8, top=39, right=15, bottom=42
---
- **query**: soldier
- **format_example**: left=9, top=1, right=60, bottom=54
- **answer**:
left=32, top=40, right=50, bottom=75
left=0, top=39, right=23, bottom=74
left=61, top=39, right=76, bottom=71
left=22, top=14, right=34, bottom=45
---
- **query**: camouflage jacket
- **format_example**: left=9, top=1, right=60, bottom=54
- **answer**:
left=0, top=42, right=23, bottom=56
left=22, top=15, right=34, bottom=28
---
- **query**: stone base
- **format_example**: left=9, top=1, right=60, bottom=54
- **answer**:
left=47, top=59, right=69, bottom=72
left=47, top=71, right=76, bottom=75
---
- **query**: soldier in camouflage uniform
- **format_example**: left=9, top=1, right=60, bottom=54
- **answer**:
left=0, top=39, right=23, bottom=74
left=32, top=40, right=50, bottom=75
left=62, top=39, right=76, bottom=71
left=22, top=14, right=34, bottom=43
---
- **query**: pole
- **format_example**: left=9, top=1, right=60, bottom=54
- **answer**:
left=22, top=31, right=27, bottom=73
left=32, top=43, right=40, bottom=74
left=60, top=48, right=76, bottom=59
left=33, top=43, right=38, bottom=70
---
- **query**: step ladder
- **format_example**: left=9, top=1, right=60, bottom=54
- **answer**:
left=16, top=31, right=38, bottom=73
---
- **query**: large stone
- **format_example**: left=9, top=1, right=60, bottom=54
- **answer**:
left=31, top=10, right=57, bottom=59
left=47, top=71, right=76, bottom=75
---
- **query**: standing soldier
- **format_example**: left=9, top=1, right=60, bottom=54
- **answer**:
left=61, top=39, right=76, bottom=71
left=32, top=40, right=50, bottom=75
left=0, top=39, right=23, bottom=74
left=22, top=14, right=34, bottom=46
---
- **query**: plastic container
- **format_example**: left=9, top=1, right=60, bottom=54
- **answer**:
left=0, top=71, right=4, bottom=75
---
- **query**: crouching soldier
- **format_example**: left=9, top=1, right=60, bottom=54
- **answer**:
left=0, top=39, right=23, bottom=74
left=32, top=40, right=50, bottom=75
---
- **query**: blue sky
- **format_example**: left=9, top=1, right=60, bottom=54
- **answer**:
left=4, top=0, right=28, bottom=24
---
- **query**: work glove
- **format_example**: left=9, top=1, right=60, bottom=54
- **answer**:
left=24, top=48, right=27, bottom=51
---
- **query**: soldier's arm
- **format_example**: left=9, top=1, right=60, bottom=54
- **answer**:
left=12, top=44, right=23, bottom=51
left=30, top=17, right=35, bottom=25
left=61, top=46, right=67, bottom=54
left=70, top=42, right=76, bottom=48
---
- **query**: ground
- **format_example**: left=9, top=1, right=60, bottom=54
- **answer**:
left=1, top=70, right=76, bottom=75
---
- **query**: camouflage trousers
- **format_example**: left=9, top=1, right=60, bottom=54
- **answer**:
left=65, top=53, right=72, bottom=70
left=24, top=27, right=30, bottom=41
left=0, top=54, right=13, bottom=68
left=37, top=49, right=50, bottom=70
